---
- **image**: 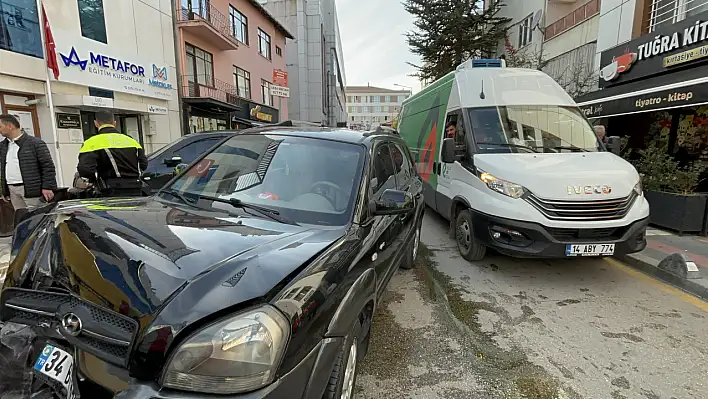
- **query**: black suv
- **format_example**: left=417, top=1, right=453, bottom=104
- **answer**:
left=1, top=126, right=425, bottom=399
left=142, top=132, right=234, bottom=194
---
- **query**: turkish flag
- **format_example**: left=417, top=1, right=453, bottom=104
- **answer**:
left=42, top=4, right=59, bottom=80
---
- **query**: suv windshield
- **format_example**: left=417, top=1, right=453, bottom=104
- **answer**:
left=467, top=105, right=601, bottom=153
left=165, top=134, right=365, bottom=226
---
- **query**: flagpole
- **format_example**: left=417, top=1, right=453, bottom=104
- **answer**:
left=36, top=0, right=64, bottom=187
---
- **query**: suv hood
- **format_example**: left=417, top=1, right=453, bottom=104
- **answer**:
left=4, top=196, right=344, bottom=328
left=474, top=152, right=640, bottom=199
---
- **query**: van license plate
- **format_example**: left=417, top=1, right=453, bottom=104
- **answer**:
left=33, top=344, right=76, bottom=399
left=565, top=244, right=615, bottom=257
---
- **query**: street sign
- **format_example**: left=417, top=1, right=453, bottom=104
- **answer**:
left=273, top=69, right=288, bottom=87
left=270, top=85, right=290, bottom=98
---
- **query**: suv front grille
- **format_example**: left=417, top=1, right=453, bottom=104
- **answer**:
left=524, top=191, right=637, bottom=221
left=0, top=288, right=139, bottom=367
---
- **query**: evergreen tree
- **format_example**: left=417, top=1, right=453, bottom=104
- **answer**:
left=404, top=0, right=511, bottom=82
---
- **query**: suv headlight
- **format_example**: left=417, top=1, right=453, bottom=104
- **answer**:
left=162, top=305, right=290, bottom=394
left=633, top=180, right=643, bottom=196
left=477, top=170, right=525, bottom=199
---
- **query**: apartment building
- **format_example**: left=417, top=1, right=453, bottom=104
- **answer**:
left=0, top=0, right=179, bottom=187
left=488, top=0, right=601, bottom=97
left=260, top=0, right=347, bottom=126
left=575, top=0, right=708, bottom=165
left=345, top=86, right=410, bottom=130
left=177, top=0, right=293, bottom=133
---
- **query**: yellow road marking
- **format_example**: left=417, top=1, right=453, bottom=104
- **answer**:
left=604, top=258, right=708, bottom=312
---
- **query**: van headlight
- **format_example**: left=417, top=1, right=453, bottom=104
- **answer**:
left=633, top=180, right=643, bottom=196
left=478, top=170, right=525, bottom=199
left=162, top=305, right=290, bottom=394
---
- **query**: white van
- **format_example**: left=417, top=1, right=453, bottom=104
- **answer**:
left=398, top=59, right=649, bottom=260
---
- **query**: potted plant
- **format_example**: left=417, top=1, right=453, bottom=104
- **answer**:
left=632, top=144, right=708, bottom=235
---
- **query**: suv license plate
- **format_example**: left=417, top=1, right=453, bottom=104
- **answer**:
left=33, top=344, right=77, bottom=399
left=565, top=244, right=615, bottom=257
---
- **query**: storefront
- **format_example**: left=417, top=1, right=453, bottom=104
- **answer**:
left=576, top=11, right=708, bottom=165
left=183, top=94, right=279, bottom=133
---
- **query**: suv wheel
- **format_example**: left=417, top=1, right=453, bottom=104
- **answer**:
left=455, top=209, right=486, bottom=261
left=401, top=218, right=422, bottom=269
left=324, top=319, right=363, bottom=399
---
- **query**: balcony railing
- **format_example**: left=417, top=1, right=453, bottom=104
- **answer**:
left=545, top=0, right=601, bottom=40
left=177, top=4, right=239, bottom=50
left=183, top=74, right=248, bottom=108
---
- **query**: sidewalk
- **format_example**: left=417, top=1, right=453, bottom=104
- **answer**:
left=618, top=228, right=708, bottom=300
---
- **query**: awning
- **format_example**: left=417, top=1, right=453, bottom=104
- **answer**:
left=576, top=67, right=708, bottom=119
left=183, top=97, right=241, bottom=114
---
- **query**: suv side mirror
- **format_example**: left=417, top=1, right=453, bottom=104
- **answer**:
left=441, top=138, right=459, bottom=163
left=606, top=136, right=621, bottom=155
left=164, top=155, right=182, bottom=167
left=372, top=189, right=414, bottom=216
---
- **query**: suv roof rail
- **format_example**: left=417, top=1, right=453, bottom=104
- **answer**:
left=274, top=120, right=325, bottom=127
left=362, top=125, right=399, bottom=137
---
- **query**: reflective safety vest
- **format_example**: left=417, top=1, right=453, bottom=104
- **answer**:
left=79, top=132, right=142, bottom=153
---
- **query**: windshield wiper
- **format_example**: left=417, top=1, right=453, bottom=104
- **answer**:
left=541, top=146, right=589, bottom=153
left=200, top=195, right=299, bottom=226
left=479, top=143, right=539, bottom=153
left=161, top=189, right=200, bottom=208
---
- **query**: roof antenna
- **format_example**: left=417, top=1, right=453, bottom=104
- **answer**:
left=479, top=80, right=486, bottom=100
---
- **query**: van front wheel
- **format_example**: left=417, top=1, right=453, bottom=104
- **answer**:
left=455, top=209, right=486, bottom=261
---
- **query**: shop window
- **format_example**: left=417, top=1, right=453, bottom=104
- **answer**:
left=186, top=43, right=214, bottom=87
left=261, top=80, right=273, bottom=106
left=0, top=0, right=43, bottom=58
left=78, top=0, right=107, bottom=44
left=229, top=6, right=248, bottom=45
left=233, top=66, right=251, bottom=99
left=258, top=29, right=271, bottom=59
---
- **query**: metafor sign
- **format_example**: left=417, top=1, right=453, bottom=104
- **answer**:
left=53, top=30, right=174, bottom=100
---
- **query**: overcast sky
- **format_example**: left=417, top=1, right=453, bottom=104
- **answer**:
left=336, top=0, right=422, bottom=93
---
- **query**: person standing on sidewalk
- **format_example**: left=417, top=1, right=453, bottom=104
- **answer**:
left=77, top=111, right=147, bottom=197
left=0, top=114, right=57, bottom=211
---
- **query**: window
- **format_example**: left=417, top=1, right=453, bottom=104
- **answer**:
left=518, top=14, right=533, bottom=48
left=372, top=96, right=379, bottom=103
left=467, top=106, right=600, bottom=153
left=176, top=138, right=222, bottom=164
left=355, top=96, right=361, bottom=103
left=229, top=6, right=248, bottom=44
left=258, top=28, right=271, bottom=59
left=186, top=44, right=214, bottom=86
left=78, top=0, right=107, bottom=43
left=167, top=135, right=365, bottom=225
left=276, top=46, right=282, bottom=57
left=370, top=143, right=397, bottom=199
left=650, top=0, right=708, bottom=31
left=233, top=66, right=251, bottom=99
left=390, top=143, right=413, bottom=190
left=261, top=80, right=273, bottom=105
left=0, top=0, right=42, bottom=57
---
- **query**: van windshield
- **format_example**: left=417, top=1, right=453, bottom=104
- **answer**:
left=466, top=106, right=601, bottom=154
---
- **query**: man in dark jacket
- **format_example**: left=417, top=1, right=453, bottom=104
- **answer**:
left=0, top=114, right=57, bottom=210
left=77, top=111, right=148, bottom=197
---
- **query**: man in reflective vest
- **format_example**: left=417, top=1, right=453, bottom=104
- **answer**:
left=77, top=111, right=148, bottom=197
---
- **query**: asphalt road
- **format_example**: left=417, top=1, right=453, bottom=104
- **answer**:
left=355, top=210, right=708, bottom=399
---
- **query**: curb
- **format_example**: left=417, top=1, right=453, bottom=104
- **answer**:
left=617, top=253, right=708, bottom=302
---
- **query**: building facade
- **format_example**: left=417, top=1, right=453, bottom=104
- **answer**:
left=345, top=86, right=410, bottom=130
left=176, top=0, right=293, bottom=133
left=261, top=0, right=347, bottom=126
left=488, top=0, right=601, bottom=97
left=576, top=0, right=708, bottom=190
left=1, top=0, right=179, bottom=187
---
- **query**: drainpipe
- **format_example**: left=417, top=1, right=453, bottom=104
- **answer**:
left=170, top=0, right=186, bottom=136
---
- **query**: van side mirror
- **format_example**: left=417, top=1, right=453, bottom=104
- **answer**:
left=164, top=155, right=182, bottom=167
left=606, top=136, right=621, bottom=155
left=441, top=138, right=459, bottom=163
